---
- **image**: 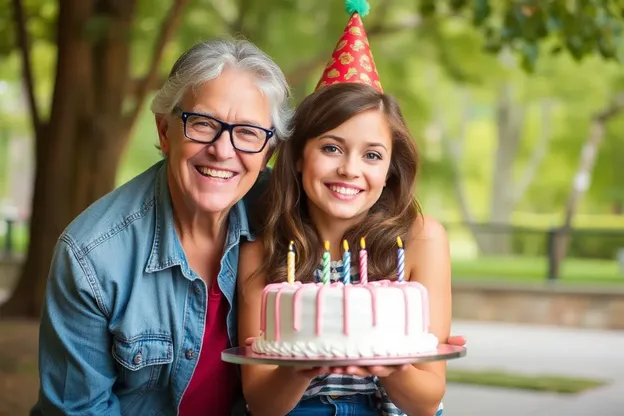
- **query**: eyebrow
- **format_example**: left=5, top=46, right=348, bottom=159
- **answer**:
left=319, top=134, right=388, bottom=151
left=189, top=107, right=264, bottom=126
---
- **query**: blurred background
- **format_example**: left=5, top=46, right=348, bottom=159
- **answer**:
left=1, top=0, right=623, bottom=414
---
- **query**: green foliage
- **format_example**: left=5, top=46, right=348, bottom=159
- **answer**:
left=435, top=0, right=624, bottom=71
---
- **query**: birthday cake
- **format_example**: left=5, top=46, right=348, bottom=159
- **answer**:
left=251, top=239, right=439, bottom=358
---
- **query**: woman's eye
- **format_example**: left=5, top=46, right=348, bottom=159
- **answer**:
left=364, top=152, right=381, bottom=160
left=322, top=145, right=340, bottom=153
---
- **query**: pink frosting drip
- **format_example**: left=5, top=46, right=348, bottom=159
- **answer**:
left=260, top=283, right=286, bottom=333
left=315, top=284, right=326, bottom=335
left=362, top=285, right=379, bottom=326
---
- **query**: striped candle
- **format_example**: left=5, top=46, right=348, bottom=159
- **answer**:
left=322, top=240, right=331, bottom=284
left=342, top=239, right=351, bottom=284
left=359, top=237, right=368, bottom=284
left=397, top=236, right=405, bottom=282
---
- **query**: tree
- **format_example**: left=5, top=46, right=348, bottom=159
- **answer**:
left=551, top=91, right=624, bottom=278
left=1, top=0, right=189, bottom=317
left=2, top=0, right=623, bottom=317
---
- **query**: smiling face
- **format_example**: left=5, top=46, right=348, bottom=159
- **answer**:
left=156, top=68, right=272, bottom=217
left=299, top=109, right=393, bottom=224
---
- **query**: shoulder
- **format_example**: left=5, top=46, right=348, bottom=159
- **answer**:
left=62, top=162, right=161, bottom=253
left=240, top=239, right=265, bottom=259
left=406, top=215, right=451, bottom=281
left=238, top=240, right=266, bottom=277
left=408, top=214, right=448, bottom=245
left=238, top=240, right=268, bottom=294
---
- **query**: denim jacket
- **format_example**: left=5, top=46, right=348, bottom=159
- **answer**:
left=32, top=160, right=268, bottom=416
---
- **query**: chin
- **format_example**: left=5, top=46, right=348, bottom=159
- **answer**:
left=324, top=206, right=366, bottom=221
left=195, top=195, right=238, bottom=215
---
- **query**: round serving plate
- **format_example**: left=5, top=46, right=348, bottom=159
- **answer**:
left=222, top=344, right=466, bottom=367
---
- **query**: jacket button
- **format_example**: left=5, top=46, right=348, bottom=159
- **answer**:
left=185, top=349, right=195, bottom=360
left=133, top=353, right=142, bottom=365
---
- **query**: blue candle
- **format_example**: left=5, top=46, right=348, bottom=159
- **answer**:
left=342, top=239, right=351, bottom=284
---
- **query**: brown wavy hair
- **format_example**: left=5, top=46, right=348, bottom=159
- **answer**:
left=254, top=82, right=421, bottom=284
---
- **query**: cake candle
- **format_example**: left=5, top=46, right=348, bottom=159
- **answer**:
left=397, top=236, right=405, bottom=282
left=287, top=240, right=295, bottom=284
left=359, top=237, right=368, bottom=284
left=342, top=240, right=351, bottom=285
left=322, top=240, right=331, bottom=284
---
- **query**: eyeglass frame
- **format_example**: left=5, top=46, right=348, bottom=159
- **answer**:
left=172, top=106, right=275, bottom=154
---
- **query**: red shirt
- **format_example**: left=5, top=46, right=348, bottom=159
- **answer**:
left=179, top=281, right=239, bottom=416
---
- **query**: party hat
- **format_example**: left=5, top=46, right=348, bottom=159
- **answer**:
left=315, top=0, right=382, bottom=92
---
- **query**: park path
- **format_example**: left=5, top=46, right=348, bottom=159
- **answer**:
left=444, top=320, right=624, bottom=415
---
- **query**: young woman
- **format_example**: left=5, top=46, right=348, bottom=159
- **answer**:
left=237, top=82, right=451, bottom=416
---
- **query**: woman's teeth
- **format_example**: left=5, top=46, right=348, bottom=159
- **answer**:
left=196, top=167, right=234, bottom=179
left=329, top=185, right=360, bottom=195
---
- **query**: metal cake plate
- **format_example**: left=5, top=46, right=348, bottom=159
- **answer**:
left=222, top=344, right=466, bottom=367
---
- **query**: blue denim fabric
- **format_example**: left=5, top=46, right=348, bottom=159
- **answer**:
left=31, top=160, right=268, bottom=416
left=287, top=395, right=381, bottom=416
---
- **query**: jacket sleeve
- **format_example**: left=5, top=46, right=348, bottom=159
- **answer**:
left=36, top=236, right=121, bottom=416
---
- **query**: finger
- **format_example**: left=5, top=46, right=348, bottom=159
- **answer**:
left=344, top=366, right=369, bottom=377
left=369, top=365, right=409, bottom=377
left=447, top=335, right=467, bottom=347
left=329, top=367, right=345, bottom=374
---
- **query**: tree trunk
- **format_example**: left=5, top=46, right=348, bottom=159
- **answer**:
left=484, top=82, right=525, bottom=254
left=551, top=92, right=624, bottom=278
left=1, top=0, right=137, bottom=317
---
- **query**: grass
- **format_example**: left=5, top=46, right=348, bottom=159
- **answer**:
left=446, top=369, right=607, bottom=394
left=452, top=256, right=623, bottom=285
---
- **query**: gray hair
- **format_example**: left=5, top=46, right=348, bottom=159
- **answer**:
left=150, top=37, right=292, bottom=144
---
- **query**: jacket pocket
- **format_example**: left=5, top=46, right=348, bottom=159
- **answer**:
left=112, top=333, right=173, bottom=391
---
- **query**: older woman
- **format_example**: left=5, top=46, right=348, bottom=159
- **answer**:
left=32, top=38, right=289, bottom=416
left=32, top=38, right=466, bottom=416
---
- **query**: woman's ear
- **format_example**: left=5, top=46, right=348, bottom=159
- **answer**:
left=155, top=115, right=170, bottom=155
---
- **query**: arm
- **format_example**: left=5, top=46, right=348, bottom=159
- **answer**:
left=377, top=216, right=452, bottom=416
left=36, top=236, right=120, bottom=416
left=237, top=241, right=317, bottom=416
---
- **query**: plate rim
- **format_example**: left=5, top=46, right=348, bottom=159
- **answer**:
left=221, top=344, right=466, bottom=366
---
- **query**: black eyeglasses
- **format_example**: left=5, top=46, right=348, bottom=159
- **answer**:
left=173, top=107, right=275, bottom=153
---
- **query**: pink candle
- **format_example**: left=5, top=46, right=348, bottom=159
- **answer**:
left=359, top=237, right=368, bottom=284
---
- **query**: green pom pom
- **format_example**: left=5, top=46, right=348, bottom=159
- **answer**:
left=345, top=0, right=370, bottom=17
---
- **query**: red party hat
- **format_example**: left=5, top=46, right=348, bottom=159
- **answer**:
left=315, top=0, right=383, bottom=93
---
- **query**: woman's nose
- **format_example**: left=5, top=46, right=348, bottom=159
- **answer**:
left=337, top=156, right=361, bottom=178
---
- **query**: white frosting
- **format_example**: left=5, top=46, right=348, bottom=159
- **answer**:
left=252, top=333, right=439, bottom=358
left=252, top=281, right=439, bottom=358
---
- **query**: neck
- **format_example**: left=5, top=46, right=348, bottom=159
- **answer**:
left=308, top=205, right=363, bottom=260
